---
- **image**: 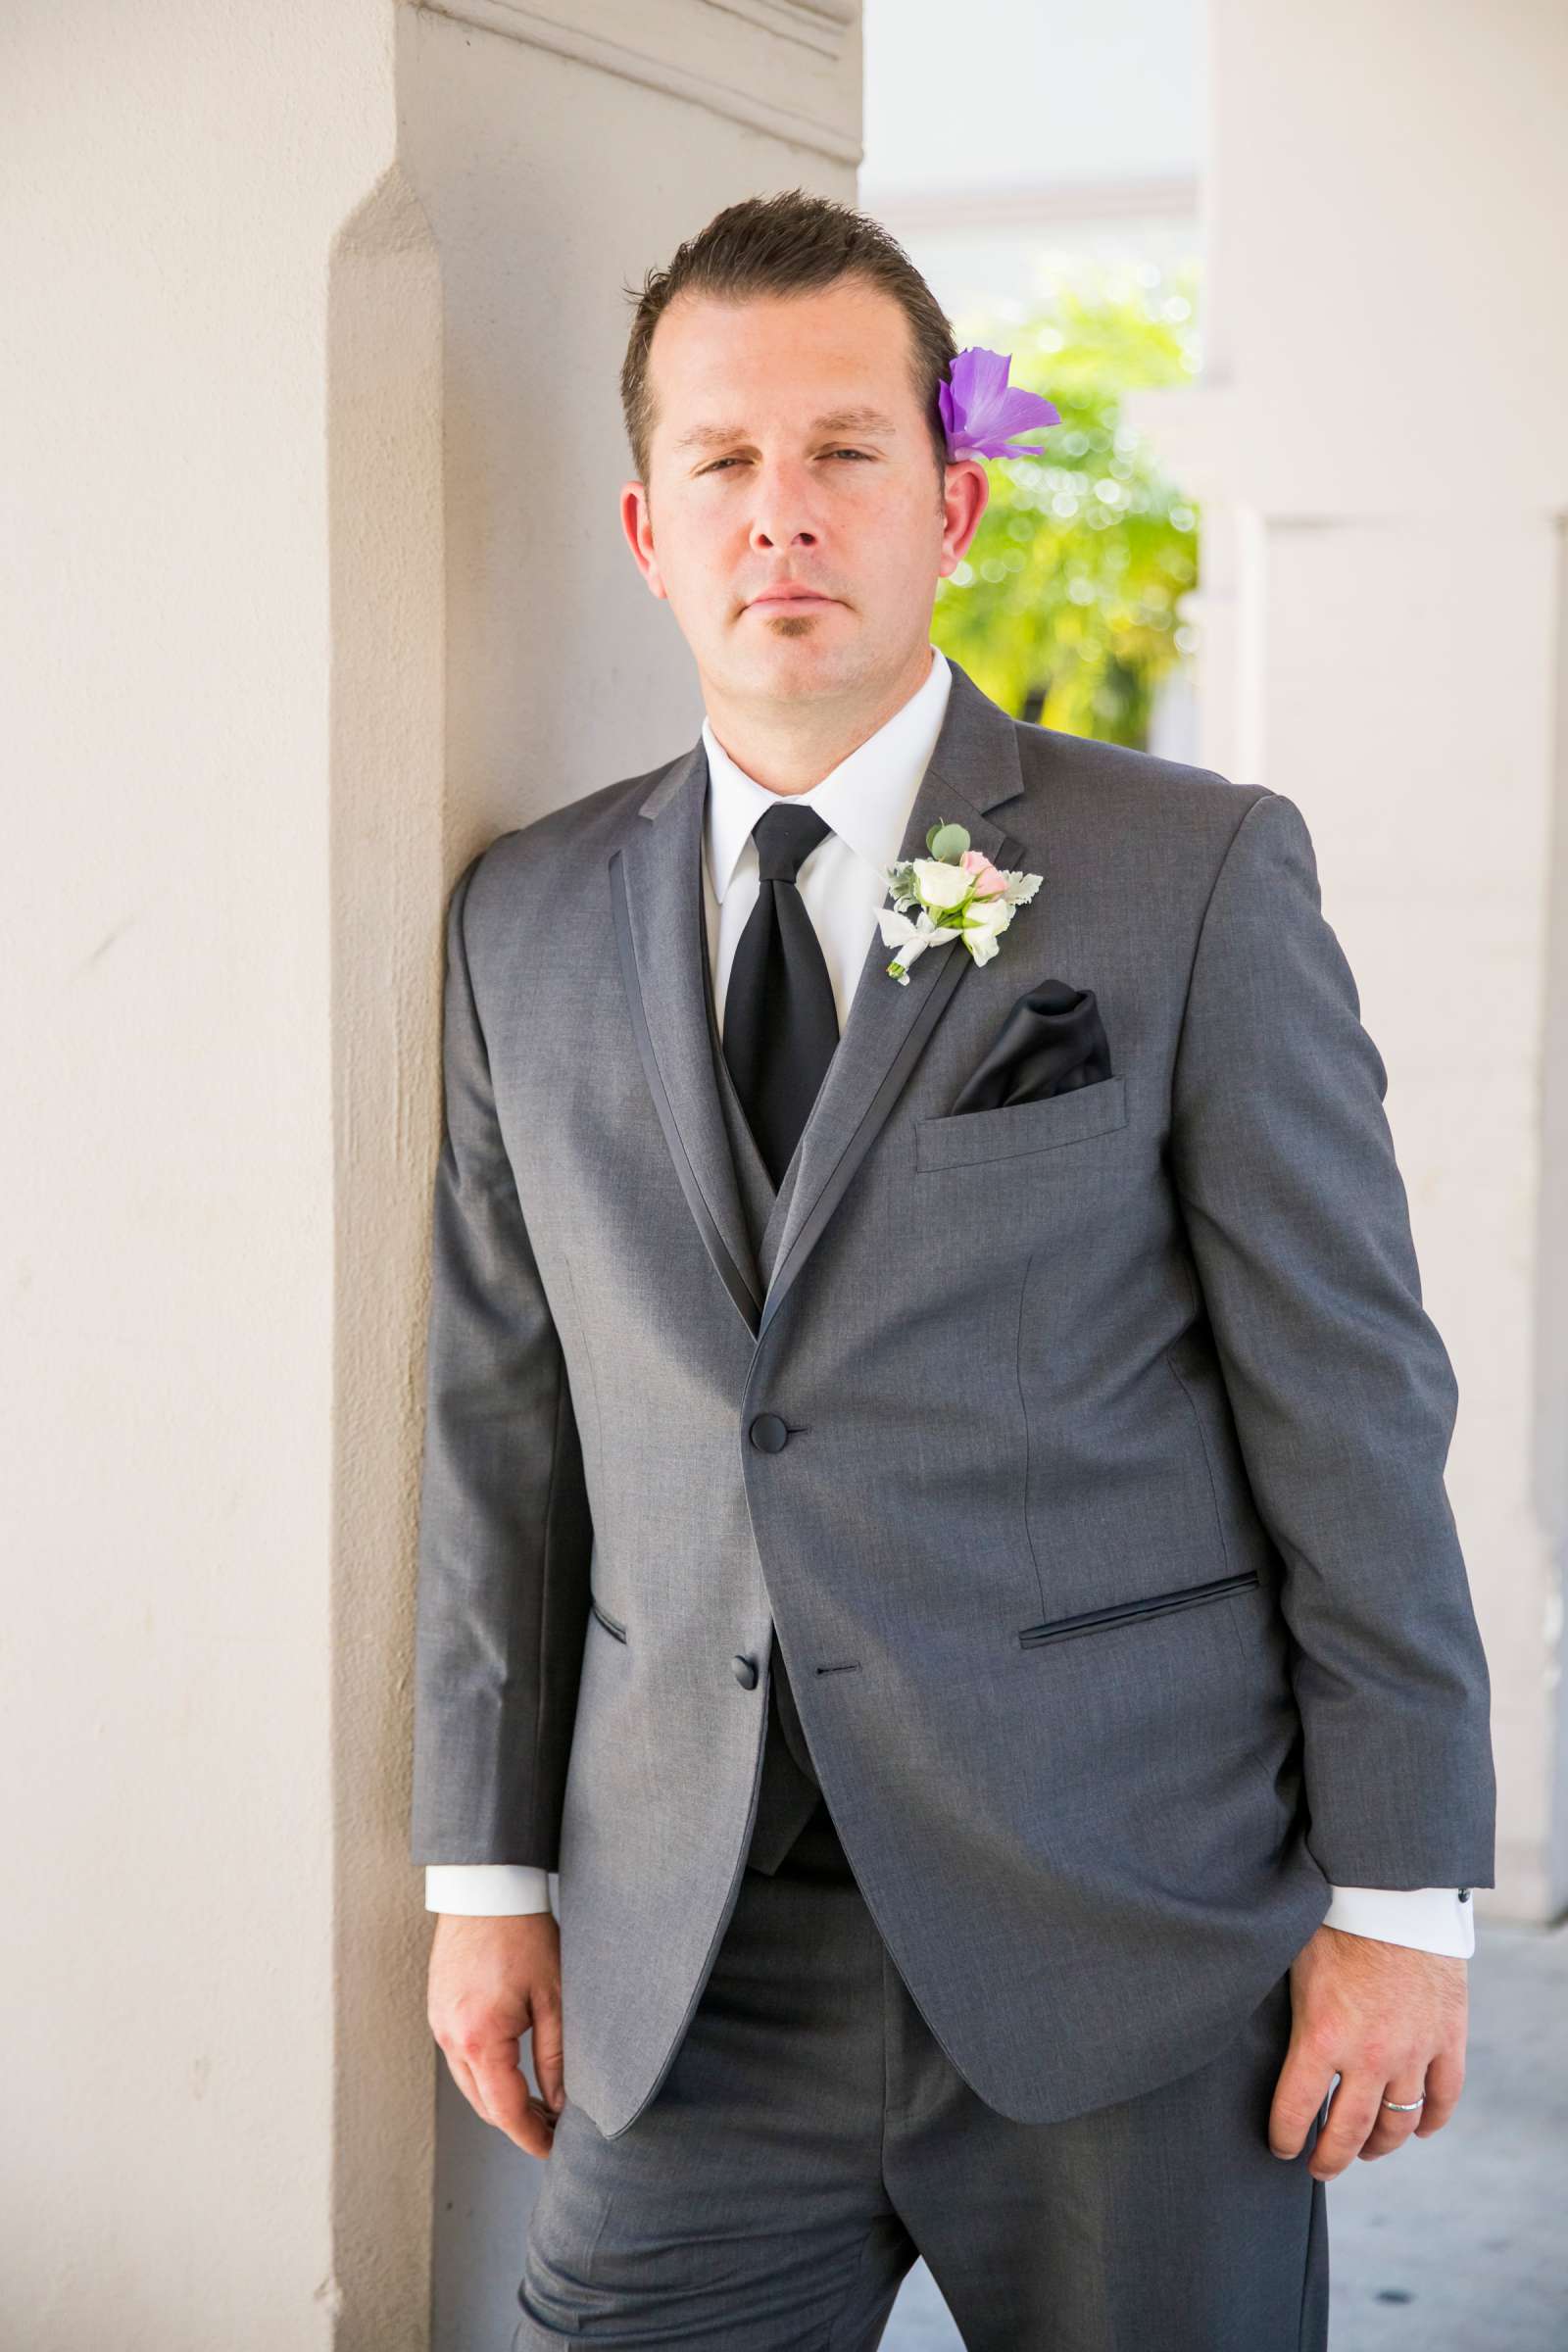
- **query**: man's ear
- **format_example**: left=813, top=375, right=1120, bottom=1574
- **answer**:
left=938, top=458, right=989, bottom=578
left=619, top=480, right=665, bottom=601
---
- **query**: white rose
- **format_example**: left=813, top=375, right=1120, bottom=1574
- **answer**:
left=910, top=858, right=971, bottom=912
left=963, top=897, right=1014, bottom=942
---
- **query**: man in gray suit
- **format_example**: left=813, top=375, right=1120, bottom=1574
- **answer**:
left=413, top=192, right=1494, bottom=2348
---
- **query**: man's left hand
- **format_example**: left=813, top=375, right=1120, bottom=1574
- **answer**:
left=1268, top=1924, right=1469, bottom=2180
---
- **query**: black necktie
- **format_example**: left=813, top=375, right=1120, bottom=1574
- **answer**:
left=721, top=802, right=840, bottom=1189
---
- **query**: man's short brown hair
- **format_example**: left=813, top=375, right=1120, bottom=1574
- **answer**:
left=619, top=187, right=956, bottom=493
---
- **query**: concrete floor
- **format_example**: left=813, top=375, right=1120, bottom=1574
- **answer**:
left=886, top=1916, right=1568, bottom=2349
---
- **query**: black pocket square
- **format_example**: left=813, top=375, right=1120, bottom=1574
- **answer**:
left=948, top=979, right=1113, bottom=1115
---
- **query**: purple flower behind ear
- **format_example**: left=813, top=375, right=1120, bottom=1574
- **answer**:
left=939, top=347, right=1060, bottom=461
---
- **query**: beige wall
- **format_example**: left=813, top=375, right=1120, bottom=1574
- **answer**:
left=0, top=2, right=427, bottom=2344
left=1, top=1, right=859, bottom=2344
left=391, top=4, right=860, bottom=2338
left=1128, top=0, right=1568, bottom=1924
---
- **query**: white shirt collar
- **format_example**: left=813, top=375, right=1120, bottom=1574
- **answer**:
left=700, top=644, right=953, bottom=902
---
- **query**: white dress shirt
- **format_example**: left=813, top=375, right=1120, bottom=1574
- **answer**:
left=425, top=644, right=1475, bottom=1959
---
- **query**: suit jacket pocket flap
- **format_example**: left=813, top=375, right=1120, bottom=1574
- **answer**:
left=915, top=1074, right=1128, bottom=1172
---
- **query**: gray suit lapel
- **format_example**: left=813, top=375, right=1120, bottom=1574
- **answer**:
left=611, top=744, right=765, bottom=1335
left=610, top=657, right=1029, bottom=1348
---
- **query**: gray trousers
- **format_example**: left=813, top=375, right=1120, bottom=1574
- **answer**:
left=513, top=1785, right=1329, bottom=2351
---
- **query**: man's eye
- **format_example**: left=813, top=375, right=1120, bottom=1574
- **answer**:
left=701, top=450, right=871, bottom=474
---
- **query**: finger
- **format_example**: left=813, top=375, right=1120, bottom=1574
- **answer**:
left=1268, top=2048, right=1338, bottom=2161
left=531, top=1992, right=566, bottom=2115
left=1356, top=2070, right=1429, bottom=2161
left=1309, top=2067, right=1386, bottom=2180
left=472, top=2040, right=558, bottom=2159
left=443, top=2028, right=558, bottom=2160
left=448, top=2051, right=484, bottom=2119
left=1413, top=2045, right=1466, bottom=2137
left=446, top=2048, right=556, bottom=2158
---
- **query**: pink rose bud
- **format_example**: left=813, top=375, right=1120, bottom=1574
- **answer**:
left=959, top=850, right=1009, bottom=899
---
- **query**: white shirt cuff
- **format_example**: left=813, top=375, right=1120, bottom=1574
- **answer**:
left=424, top=1864, right=554, bottom=1916
left=1322, top=1884, right=1475, bottom=1957
left=421, top=1872, right=1474, bottom=1950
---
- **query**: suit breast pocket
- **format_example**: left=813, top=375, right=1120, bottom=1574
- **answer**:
left=914, top=1074, right=1128, bottom=1172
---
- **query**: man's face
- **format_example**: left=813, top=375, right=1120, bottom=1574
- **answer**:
left=621, top=276, right=987, bottom=711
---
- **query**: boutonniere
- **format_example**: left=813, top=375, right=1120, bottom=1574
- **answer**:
left=877, top=822, right=1043, bottom=986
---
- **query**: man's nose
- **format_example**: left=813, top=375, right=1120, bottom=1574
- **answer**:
left=747, top=464, right=822, bottom=549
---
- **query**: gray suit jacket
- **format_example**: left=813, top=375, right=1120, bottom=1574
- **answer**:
left=410, top=655, right=1494, bottom=2139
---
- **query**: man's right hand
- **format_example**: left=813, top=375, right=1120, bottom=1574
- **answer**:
left=427, top=1912, right=565, bottom=2158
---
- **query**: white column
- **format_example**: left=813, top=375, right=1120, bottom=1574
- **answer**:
left=1, top=0, right=449, bottom=2343
left=4, top=1, right=865, bottom=2340
left=392, top=2, right=864, bottom=2343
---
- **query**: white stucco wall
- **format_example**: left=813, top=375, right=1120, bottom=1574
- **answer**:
left=0, top=4, right=443, bottom=2344
left=391, top=5, right=860, bottom=2340
left=3, top=0, right=861, bottom=2344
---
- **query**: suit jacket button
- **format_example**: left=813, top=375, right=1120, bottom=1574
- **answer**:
left=749, top=1412, right=789, bottom=1452
left=732, top=1654, right=760, bottom=1690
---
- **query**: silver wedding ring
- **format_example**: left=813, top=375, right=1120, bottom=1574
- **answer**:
left=1381, top=2096, right=1425, bottom=2111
